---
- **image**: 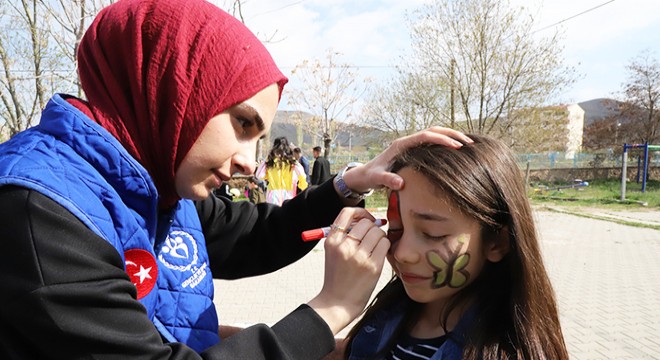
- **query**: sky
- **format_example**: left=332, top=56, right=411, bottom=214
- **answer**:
left=229, top=0, right=660, bottom=112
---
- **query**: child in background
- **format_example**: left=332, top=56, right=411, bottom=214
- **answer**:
left=256, top=136, right=309, bottom=206
left=344, top=135, right=568, bottom=360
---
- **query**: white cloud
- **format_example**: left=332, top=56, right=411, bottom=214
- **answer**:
left=227, top=0, right=660, bottom=109
left=527, top=0, right=660, bottom=102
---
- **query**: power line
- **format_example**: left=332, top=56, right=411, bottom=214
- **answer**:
left=532, top=0, right=617, bottom=34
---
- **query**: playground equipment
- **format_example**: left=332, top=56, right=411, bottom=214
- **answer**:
left=620, top=142, right=660, bottom=200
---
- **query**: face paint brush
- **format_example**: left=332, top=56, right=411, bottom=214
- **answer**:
left=301, top=219, right=388, bottom=242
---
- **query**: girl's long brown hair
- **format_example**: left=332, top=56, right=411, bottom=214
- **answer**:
left=266, top=137, right=296, bottom=168
left=345, top=135, right=568, bottom=360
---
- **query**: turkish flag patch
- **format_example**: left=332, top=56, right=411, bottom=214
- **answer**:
left=124, top=249, right=158, bottom=299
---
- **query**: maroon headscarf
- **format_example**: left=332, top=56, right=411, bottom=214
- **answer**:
left=73, top=0, right=287, bottom=208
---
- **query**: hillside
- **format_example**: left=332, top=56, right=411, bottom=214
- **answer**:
left=268, top=110, right=385, bottom=149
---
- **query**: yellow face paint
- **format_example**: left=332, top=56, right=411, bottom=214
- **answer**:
left=426, top=235, right=471, bottom=289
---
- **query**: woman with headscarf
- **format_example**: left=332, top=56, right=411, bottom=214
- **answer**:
left=0, top=0, right=471, bottom=358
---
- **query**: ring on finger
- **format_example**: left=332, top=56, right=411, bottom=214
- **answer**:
left=330, top=224, right=347, bottom=233
left=345, top=232, right=361, bottom=242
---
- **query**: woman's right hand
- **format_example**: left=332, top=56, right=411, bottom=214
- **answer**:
left=307, top=207, right=390, bottom=335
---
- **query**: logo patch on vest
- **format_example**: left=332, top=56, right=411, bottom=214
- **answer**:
left=124, top=249, right=158, bottom=299
left=159, top=230, right=208, bottom=289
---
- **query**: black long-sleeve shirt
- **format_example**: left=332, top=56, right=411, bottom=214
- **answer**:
left=0, top=180, right=345, bottom=359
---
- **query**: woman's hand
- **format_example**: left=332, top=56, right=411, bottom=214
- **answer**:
left=342, top=127, right=472, bottom=193
left=307, top=207, right=390, bottom=335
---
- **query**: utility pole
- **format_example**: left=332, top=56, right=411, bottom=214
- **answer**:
left=450, top=59, right=456, bottom=128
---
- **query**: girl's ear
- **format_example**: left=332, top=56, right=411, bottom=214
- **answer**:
left=485, top=226, right=510, bottom=263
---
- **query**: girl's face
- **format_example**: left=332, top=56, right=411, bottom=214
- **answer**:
left=387, top=167, right=506, bottom=306
left=175, top=83, right=279, bottom=200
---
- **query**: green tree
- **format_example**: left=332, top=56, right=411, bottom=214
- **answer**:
left=360, top=68, right=448, bottom=143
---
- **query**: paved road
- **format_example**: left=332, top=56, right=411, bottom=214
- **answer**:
left=214, top=207, right=660, bottom=359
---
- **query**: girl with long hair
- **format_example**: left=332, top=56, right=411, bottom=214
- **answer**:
left=256, top=136, right=309, bottom=205
left=344, top=135, right=568, bottom=360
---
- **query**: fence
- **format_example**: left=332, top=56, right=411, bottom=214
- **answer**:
left=515, top=150, right=660, bottom=170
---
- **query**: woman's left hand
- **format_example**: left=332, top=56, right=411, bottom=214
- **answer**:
left=342, top=126, right=472, bottom=193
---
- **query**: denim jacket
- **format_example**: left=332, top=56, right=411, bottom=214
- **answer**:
left=348, top=301, right=476, bottom=360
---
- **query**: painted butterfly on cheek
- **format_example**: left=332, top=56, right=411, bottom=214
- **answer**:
left=386, top=191, right=403, bottom=245
left=426, top=238, right=471, bottom=289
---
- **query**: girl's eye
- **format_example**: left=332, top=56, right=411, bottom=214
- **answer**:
left=423, top=233, right=449, bottom=242
left=387, top=228, right=403, bottom=243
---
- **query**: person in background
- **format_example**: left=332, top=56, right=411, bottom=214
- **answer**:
left=256, top=136, right=309, bottom=206
left=213, top=182, right=234, bottom=201
left=293, top=146, right=311, bottom=186
left=0, top=0, right=473, bottom=357
left=343, top=135, right=568, bottom=360
left=311, top=145, right=331, bottom=185
left=247, top=176, right=266, bottom=204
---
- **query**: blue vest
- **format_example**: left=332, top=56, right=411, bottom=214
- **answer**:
left=0, top=94, right=219, bottom=352
left=348, top=301, right=473, bottom=360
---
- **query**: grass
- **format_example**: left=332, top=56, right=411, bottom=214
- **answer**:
left=365, top=189, right=389, bottom=209
left=529, top=178, right=660, bottom=209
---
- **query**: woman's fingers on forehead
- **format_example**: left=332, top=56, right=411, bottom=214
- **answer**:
left=397, top=127, right=472, bottom=148
left=424, top=126, right=472, bottom=143
left=416, top=132, right=462, bottom=147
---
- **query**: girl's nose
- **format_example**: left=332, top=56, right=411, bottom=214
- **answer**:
left=391, top=231, right=420, bottom=264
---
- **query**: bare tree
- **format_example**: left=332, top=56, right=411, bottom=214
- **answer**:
left=0, top=0, right=251, bottom=142
left=619, top=50, right=660, bottom=145
left=40, top=0, right=116, bottom=98
left=360, top=68, right=447, bottom=143
left=287, top=49, right=369, bottom=157
left=0, top=0, right=52, bottom=138
left=397, top=0, right=575, bottom=137
left=0, top=0, right=116, bottom=139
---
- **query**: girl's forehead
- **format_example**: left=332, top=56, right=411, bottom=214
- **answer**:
left=392, top=168, right=475, bottom=226
left=397, top=170, right=454, bottom=208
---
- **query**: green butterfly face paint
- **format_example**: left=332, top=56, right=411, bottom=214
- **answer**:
left=426, top=235, right=471, bottom=289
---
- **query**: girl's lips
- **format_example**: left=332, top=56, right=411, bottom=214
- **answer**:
left=399, top=272, right=431, bottom=284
